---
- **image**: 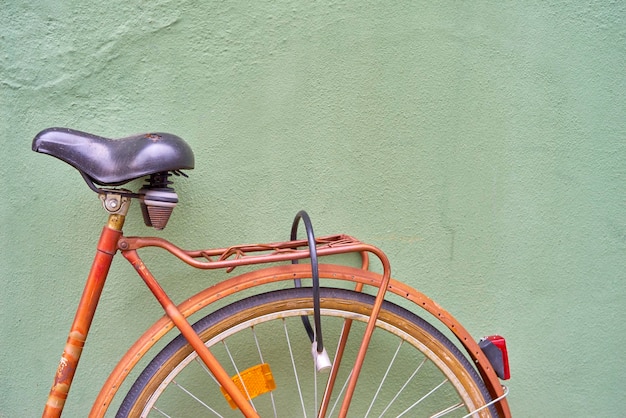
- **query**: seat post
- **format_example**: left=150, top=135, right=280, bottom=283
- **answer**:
left=42, top=194, right=131, bottom=418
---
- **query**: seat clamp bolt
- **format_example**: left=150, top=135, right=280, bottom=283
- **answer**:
left=99, top=193, right=131, bottom=215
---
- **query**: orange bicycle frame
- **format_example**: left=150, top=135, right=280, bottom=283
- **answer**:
left=42, top=212, right=393, bottom=418
left=43, top=210, right=510, bottom=417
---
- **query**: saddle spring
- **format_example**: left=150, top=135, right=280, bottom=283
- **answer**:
left=139, top=171, right=186, bottom=230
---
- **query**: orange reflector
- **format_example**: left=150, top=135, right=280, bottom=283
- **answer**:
left=220, top=363, right=277, bottom=409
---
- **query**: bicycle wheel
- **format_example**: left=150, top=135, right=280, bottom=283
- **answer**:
left=117, top=287, right=497, bottom=417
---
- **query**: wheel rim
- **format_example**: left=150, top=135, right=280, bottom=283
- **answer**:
left=123, top=290, right=492, bottom=417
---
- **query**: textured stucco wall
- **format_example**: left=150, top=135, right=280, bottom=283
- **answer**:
left=2, top=1, right=625, bottom=416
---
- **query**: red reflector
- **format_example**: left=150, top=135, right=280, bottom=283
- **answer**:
left=480, top=335, right=510, bottom=380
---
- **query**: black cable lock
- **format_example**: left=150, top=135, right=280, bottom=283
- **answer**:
left=290, top=210, right=324, bottom=354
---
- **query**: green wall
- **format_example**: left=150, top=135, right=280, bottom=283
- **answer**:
left=2, top=1, right=625, bottom=416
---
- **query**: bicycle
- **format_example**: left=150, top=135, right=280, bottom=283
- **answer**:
left=32, top=127, right=511, bottom=417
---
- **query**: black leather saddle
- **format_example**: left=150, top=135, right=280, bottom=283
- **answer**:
left=32, top=127, right=195, bottom=185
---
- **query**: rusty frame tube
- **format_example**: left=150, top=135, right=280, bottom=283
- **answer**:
left=318, top=308, right=354, bottom=418
left=121, top=250, right=259, bottom=417
left=43, top=215, right=125, bottom=418
left=337, top=248, right=390, bottom=417
left=318, top=255, right=366, bottom=418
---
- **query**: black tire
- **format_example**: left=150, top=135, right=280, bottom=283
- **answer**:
left=118, top=287, right=496, bottom=417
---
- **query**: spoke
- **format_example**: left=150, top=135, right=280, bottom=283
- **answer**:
left=195, top=356, right=220, bottom=385
left=377, top=357, right=428, bottom=418
left=431, top=402, right=464, bottom=418
left=251, top=326, right=265, bottom=364
left=364, top=340, right=404, bottom=417
left=252, top=326, right=278, bottom=418
left=327, top=369, right=352, bottom=418
left=172, top=380, right=224, bottom=417
left=284, top=318, right=307, bottom=418
left=222, top=340, right=257, bottom=411
left=460, top=385, right=510, bottom=418
left=150, top=405, right=172, bottom=417
left=396, top=378, right=449, bottom=418
left=191, top=355, right=227, bottom=416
